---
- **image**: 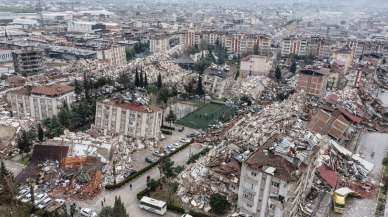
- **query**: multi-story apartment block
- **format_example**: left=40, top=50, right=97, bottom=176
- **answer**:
left=237, top=136, right=319, bottom=217
left=12, top=48, right=45, bottom=76
left=6, top=84, right=75, bottom=120
left=150, top=36, right=170, bottom=53
left=94, top=99, right=163, bottom=140
left=281, top=36, right=308, bottom=56
left=96, top=45, right=127, bottom=66
left=183, top=30, right=271, bottom=56
left=296, top=68, right=328, bottom=97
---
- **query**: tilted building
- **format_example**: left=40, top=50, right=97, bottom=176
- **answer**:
left=237, top=136, right=319, bottom=217
left=94, top=99, right=163, bottom=140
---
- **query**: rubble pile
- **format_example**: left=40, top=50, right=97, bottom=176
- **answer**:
left=229, top=76, right=270, bottom=99
left=225, top=94, right=305, bottom=149
left=176, top=145, right=240, bottom=211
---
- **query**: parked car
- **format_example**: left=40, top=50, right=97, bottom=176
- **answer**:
left=166, top=144, right=176, bottom=152
left=153, top=150, right=165, bottom=157
left=80, top=208, right=97, bottom=217
left=145, top=156, right=159, bottom=163
left=37, top=197, right=52, bottom=209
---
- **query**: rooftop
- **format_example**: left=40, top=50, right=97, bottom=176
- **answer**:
left=31, top=84, right=74, bottom=97
left=101, top=99, right=162, bottom=113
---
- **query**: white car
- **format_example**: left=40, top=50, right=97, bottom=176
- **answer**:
left=37, top=197, right=51, bottom=209
left=80, top=208, right=97, bottom=217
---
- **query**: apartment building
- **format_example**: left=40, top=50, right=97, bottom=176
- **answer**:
left=183, top=30, right=271, bottom=55
left=281, top=36, right=308, bottom=56
left=12, top=48, right=45, bottom=76
left=94, top=99, right=163, bottom=140
left=237, top=136, right=319, bottom=217
left=96, top=45, right=127, bottom=66
left=6, top=84, right=75, bottom=120
left=240, top=55, right=273, bottom=78
left=150, top=36, right=170, bottom=53
left=296, top=68, right=328, bottom=97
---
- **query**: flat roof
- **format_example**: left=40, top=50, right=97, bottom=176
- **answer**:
left=100, top=99, right=162, bottom=113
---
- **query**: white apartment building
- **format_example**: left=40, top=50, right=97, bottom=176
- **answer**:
left=67, top=21, right=96, bottom=33
left=6, top=84, right=75, bottom=120
left=95, top=99, right=163, bottom=140
left=96, top=45, right=127, bottom=66
left=281, top=37, right=308, bottom=56
left=183, top=30, right=201, bottom=48
left=0, top=49, right=13, bottom=63
left=240, top=55, right=273, bottom=78
left=150, top=36, right=170, bottom=53
left=237, top=137, right=318, bottom=217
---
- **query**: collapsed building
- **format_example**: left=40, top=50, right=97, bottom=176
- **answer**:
left=237, top=135, right=319, bottom=217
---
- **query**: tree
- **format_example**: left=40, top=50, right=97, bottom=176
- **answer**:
left=99, top=206, right=114, bottom=217
left=17, top=130, right=34, bottom=154
left=383, top=58, right=386, bottom=64
left=289, top=60, right=297, bottom=74
left=165, top=110, right=177, bottom=126
left=144, top=73, right=148, bottom=88
left=28, top=178, right=35, bottom=211
left=37, top=124, right=44, bottom=142
left=58, top=105, right=71, bottom=129
left=139, top=71, right=144, bottom=87
left=158, top=87, right=170, bottom=104
left=112, top=196, right=129, bottom=217
left=70, top=203, right=77, bottom=217
left=196, top=75, right=205, bottom=96
left=43, top=117, right=64, bottom=138
left=83, top=71, right=91, bottom=100
left=157, top=73, right=162, bottom=90
left=275, top=65, right=282, bottom=80
left=209, top=193, right=230, bottom=214
left=135, top=69, right=140, bottom=87
left=125, top=48, right=136, bottom=61
left=159, top=157, right=175, bottom=187
left=74, top=79, right=82, bottom=96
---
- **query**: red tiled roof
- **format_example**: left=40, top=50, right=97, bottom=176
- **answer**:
left=338, top=107, right=362, bottom=124
left=318, top=165, right=338, bottom=188
left=31, top=84, right=74, bottom=97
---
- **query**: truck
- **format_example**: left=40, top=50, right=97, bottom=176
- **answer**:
left=332, top=187, right=360, bottom=214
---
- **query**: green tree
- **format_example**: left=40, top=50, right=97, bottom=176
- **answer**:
left=74, top=79, right=82, bottom=96
left=157, top=73, right=162, bottom=90
left=139, top=71, right=144, bottom=87
left=135, top=69, right=140, bottom=87
left=37, top=124, right=44, bottom=142
left=159, top=157, right=175, bottom=179
left=144, top=73, right=148, bottom=88
left=209, top=193, right=230, bottom=214
left=43, top=117, right=64, bottom=138
left=112, top=196, right=129, bottom=217
left=275, top=65, right=282, bottom=80
left=28, top=178, right=35, bottom=211
left=289, top=60, right=297, bottom=74
left=58, top=104, right=71, bottom=129
left=16, top=130, right=34, bottom=154
left=165, top=110, right=177, bottom=126
left=125, top=48, right=136, bottom=61
left=99, top=206, right=114, bottom=217
left=196, top=75, right=205, bottom=96
left=158, top=87, right=170, bottom=104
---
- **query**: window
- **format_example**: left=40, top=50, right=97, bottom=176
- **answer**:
left=251, top=171, right=257, bottom=177
left=272, top=182, right=280, bottom=188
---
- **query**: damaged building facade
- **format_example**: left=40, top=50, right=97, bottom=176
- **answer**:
left=94, top=99, right=163, bottom=140
left=6, top=84, right=75, bottom=120
left=237, top=136, right=319, bottom=217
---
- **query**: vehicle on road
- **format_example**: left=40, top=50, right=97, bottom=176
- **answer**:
left=145, top=156, right=159, bottom=163
left=332, top=187, right=361, bottom=214
left=80, top=208, right=97, bottom=217
left=181, top=214, right=193, bottom=217
left=139, top=196, right=167, bottom=215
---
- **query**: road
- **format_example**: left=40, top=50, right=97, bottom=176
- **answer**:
left=73, top=134, right=203, bottom=217
left=330, top=132, right=388, bottom=217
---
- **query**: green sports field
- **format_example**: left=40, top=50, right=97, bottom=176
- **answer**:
left=177, top=101, right=236, bottom=129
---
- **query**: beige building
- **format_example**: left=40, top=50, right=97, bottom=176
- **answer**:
left=6, top=84, right=75, bottom=120
left=95, top=99, right=163, bottom=140
left=150, top=36, right=170, bottom=53
left=237, top=136, right=318, bottom=217
left=96, top=45, right=127, bottom=66
left=281, top=36, right=308, bottom=56
left=240, top=55, right=273, bottom=78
